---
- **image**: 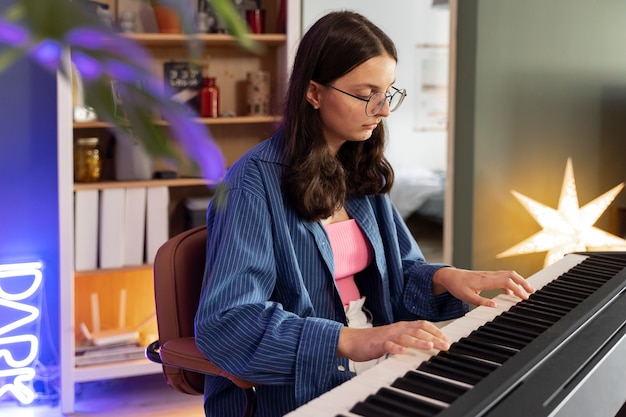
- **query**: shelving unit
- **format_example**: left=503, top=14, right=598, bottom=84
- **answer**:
left=59, top=1, right=295, bottom=413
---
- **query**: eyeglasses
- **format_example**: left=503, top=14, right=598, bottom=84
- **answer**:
left=326, top=85, right=407, bottom=116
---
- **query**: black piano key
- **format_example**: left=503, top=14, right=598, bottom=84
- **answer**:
left=431, top=351, right=498, bottom=375
left=351, top=387, right=444, bottom=417
left=509, top=304, right=562, bottom=323
left=448, top=339, right=513, bottom=364
left=568, top=264, right=616, bottom=282
left=542, top=282, right=590, bottom=301
left=527, top=292, right=578, bottom=310
left=582, top=256, right=626, bottom=272
left=577, top=257, right=623, bottom=271
left=458, top=337, right=518, bottom=356
left=418, top=360, right=483, bottom=385
left=482, top=320, right=539, bottom=341
left=549, top=277, right=599, bottom=295
left=391, top=370, right=469, bottom=403
left=500, top=310, right=554, bottom=328
left=558, top=273, right=604, bottom=289
left=559, top=272, right=609, bottom=288
left=351, top=399, right=406, bottom=417
left=438, top=350, right=500, bottom=369
left=473, top=325, right=533, bottom=349
left=516, top=298, right=570, bottom=316
left=540, top=283, right=587, bottom=300
left=467, top=328, right=527, bottom=350
left=546, top=280, right=595, bottom=296
left=554, top=280, right=601, bottom=295
left=491, top=315, right=547, bottom=336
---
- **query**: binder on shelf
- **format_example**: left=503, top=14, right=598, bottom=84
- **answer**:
left=99, top=187, right=126, bottom=269
left=74, top=189, right=99, bottom=271
left=123, top=187, right=147, bottom=266
left=145, top=186, right=170, bottom=264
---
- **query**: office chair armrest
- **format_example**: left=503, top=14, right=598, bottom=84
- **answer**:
left=154, top=337, right=256, bottom=390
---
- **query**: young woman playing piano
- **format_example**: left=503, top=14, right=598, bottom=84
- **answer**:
left=194, top=11, right=534, bottom=417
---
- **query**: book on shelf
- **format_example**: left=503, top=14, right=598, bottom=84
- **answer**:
left=163, top=61, right=202, bottom=113
left=75, top=341, right=146, bottom=367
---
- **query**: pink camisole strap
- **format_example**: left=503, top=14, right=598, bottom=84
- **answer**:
left=324, top=219, right=374, bottom=306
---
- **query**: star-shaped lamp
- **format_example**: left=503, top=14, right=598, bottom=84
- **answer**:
left=497, top=158, right=626, bottom=267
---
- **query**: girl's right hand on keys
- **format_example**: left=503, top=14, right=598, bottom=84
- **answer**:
left=337, top=320, right=451, bottom=362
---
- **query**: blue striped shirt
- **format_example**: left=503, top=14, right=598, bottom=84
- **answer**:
left=194, top=131, right=468, bottom=416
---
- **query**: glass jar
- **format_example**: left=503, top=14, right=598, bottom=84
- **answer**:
left=74, top=137, right=101, bottom=182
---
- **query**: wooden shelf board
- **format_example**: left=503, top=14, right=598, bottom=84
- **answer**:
left=73, top=177, right=217, bottom=191
left=74, top=358, right=162, bottom=383
left=73, top=115, right=280, bottom=129
left=74, top=264, right=152, bottom=276
left=125, top=32, right=286, bottom=47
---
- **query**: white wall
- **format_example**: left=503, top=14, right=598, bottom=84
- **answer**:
left=301, top=0, right=450, bottom=172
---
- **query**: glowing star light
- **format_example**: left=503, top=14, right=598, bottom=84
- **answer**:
left=497, top=158, right=626, bottom=267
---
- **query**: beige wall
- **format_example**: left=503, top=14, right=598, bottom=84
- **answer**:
left=452, top=0, right=626, bottom=277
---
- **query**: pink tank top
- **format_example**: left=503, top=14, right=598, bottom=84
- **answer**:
left=324, top=219, right=374, bottom=305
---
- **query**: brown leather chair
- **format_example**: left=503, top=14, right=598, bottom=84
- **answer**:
left=146, top=225, right=257, bottom=417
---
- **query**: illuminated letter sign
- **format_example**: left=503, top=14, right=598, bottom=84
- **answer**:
left=0, top=261, right=43, bottom=405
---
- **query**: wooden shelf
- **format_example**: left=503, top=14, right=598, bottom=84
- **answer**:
left=73, top=121, right=111, bottom=129
left=73, top=177, right=217, bottom=191
left=191, top=115, right=281, bottom=125
left=124, top=32, right=286, bottom=47
left=60, top=0, right=292, bottom=412
left=73, top=115, right=281, bottom=129
left=74, top=264, right=152, bottom=276
left=74, top=358, right=162, bottom=383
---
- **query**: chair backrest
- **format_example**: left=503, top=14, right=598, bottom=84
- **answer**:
left=152, top=225, right=208, bottom=395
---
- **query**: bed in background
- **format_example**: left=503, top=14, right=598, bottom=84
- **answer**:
left=389, top=167, right=446, bottom=224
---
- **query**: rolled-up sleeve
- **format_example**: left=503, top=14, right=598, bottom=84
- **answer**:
left=195, top=167, right=348, bottom=409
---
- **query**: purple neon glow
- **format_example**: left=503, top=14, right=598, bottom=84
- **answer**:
left=29, top=40, right=62, bottom=72
left=71, top=50, right=102, bottom=80
left=65, top=27, right=108, bottom=49
left=101, top=36, right=153, bottom=70
left=105, top=59, right=142, bottom=83
left=161, top=107, right=225, bottom=181
left=0, top=17, right=28, bottom=46
left=66, top=27, right=153, bottom=72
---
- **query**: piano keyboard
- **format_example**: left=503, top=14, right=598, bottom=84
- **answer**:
left=286, top=252, right=626, bottom=417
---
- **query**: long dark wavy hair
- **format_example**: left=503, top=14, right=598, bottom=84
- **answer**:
left=280, top=11, right=396, bottom=222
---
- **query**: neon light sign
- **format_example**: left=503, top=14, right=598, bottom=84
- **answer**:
left=0, top=261, right=42, bottom=405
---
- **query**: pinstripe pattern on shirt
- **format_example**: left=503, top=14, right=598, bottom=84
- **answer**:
left=194, top=131, right=468, bottom=416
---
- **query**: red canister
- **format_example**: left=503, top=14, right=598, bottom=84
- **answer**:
left=199, top=77, right=219, bottom=118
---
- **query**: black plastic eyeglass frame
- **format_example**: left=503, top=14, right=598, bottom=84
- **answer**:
left=326, top=85, right=407, bottom=116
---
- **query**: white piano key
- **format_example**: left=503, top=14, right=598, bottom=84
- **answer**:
left=439, top=317, right=477, bottom=342
left=493, top=293, right=524, bottom=309
left=289, top=377, right=374, bottom=416
left=526, top=253, right=588, bottom=289
left=286, top=349, right=436, bottom=416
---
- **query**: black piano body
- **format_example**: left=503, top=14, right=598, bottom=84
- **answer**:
left=436, top=251, right=626, bottom=417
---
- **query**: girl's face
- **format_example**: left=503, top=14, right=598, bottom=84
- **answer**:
left=306, top=54, right=397, bottom=155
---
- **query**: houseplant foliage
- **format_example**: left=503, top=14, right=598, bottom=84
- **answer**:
left=0, top=0, right=260, bottom=181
